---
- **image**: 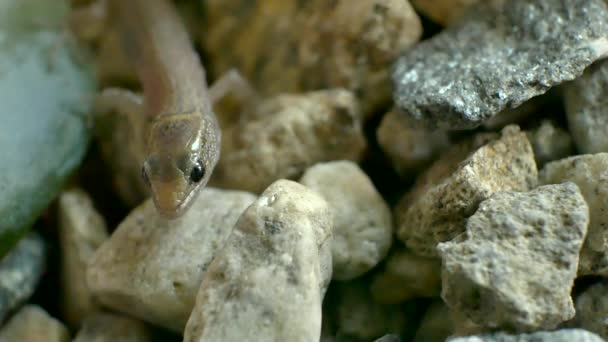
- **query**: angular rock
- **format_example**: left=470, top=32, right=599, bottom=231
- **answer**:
left=573, top=281, right=608, bottom=340
left=0, top=305, right=69, bottom=342
left=526, top=120, right=574, bottom=167
left=73, top=312, right=151, bottom=342
left=300, top=161, right=392, bottom=280
left=412, top=300, right=453, bottom=342
left=204, top=0, right=422, bottom=116
left=184, top=180, right=332, bottom=342
left=370, top=248, right=441, bottom=304
left=392, top=0, right=608, bottom=129
left=447, top=329, right=605, bottom=342
left=58, top=188, right=108, bottom=327
left=540, top=154, right=608, bottom=276
left=397, top=126, right=537, bottom=257
left=411, top=0, right=478, bottom=26
left=0, top=0, right=94, bottom=255
left=0, top=233, right=45, bottom=322
left=439, top=183, right=589, bottom=331
left=565, top=59, right=608, bottom=154
left=214, top=89, right=367, bottom=193
left=87, top=188, right=256, bottom=332
left=377, top=109, right=449, bottom=176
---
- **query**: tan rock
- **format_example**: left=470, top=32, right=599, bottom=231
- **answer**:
left=0, top=305, right=69, bottom=342
left=73, top=312, right=151, bottom=342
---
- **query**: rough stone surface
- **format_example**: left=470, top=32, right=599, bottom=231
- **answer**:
left=0, top=305, right=69, bottom=342
left=447, top=329, right=605, bottom=342
left=397, top=126, right=537, bottom=257
left=540, top=154, right=608, bottom=276
left=183, top=180, right=332, bottom=342
left=565, top=59, right=608, bottom=154
left=214, top=89, right=367, bottom=193
left=0, top=233, right=45, bottom=323
left=58, top=188, right=108, bottom=327
left=392, top=0, right=608, bottom=129
left=87, top=188, right=256, bottom=332
left=73, top=312, right=151, bottom=342
left=377, top=108, right=450, bottom=176
left=412, top=300, right=454, bottom=342
left=574, top=281, right=608, bottom=340
left=411, top=0, right=478, bottom=26
left=204, top=0, right=422, bottom=116
left=300, top=161, right=392, bottom=280
left=439, top=183, right=589, bottom=331
left=526, top=120, right=574, bottom=167
left=370, top=248, right=441, bottom=304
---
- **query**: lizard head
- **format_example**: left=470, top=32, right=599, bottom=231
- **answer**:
left=141, top=113, right=220, bottom=218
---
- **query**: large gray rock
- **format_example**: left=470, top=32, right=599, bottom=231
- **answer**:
left=439, top=183, right=589, bottom=331
left=0, top=305, right=69, bottom=342
left=392, top=0, right=608, bottom=129
left=184, top=180, right=333, bottom=342
left=447, top=329, right=604, bottom=342
left=573, top=281, right=608, bottom=340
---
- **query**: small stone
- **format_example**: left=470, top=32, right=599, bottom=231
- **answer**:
left=412, top=300, right=454, bottom=342
left=565, top=59, right=608, bottom=154
left=58, top=188, right=108, bottom=327
left=411, top=0, right=478, bottom=26
left=447, top=329, right=605, bottom=342
left=392, top=0, right=608, bottom=129
left=0, top=233, right=45, bottom=322
left=526, top=120, right=574, bottom=167
left=87, top=188, right=256, bottom=332
left=0, top=305, right=69, bottom=342
left=204, top=0, right=422, bottom=116
left=370, top=248, right=441, bottom=304
left=397, top=125, right=537, bottom=257
left=377, top=109, right=450, bottom=176
left=214, top=89, right=367, bottom=193
left=184, top=180, right=332, bottom=342
left=573, top=281, right=608, bottom=340
left=439, top=183, right=589, bottom=331
left=73, top=312, right=151, bottom=342
left=540, top=154, right=608, bottom=276
left=300, top=161, right=392, bottom=280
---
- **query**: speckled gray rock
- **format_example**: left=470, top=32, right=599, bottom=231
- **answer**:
left=377, top=108, right=449, bottom=176
left=214, top=89, right=367, bottom=193
left=0, top=305, right=69, bottom=342
left=573, top=281, right=608, bottom=340
left=58, top=188, right=108, bottom=327
left=392, top=0, right=608, bottom=129
left=565, top=59, right=608, bottom=154
left=73, top=312, right=151, bottom=342
left=370, top=248, right=441, bottom=304
left=526, top=120, right=574, bottom=167
left=184, top=180, right=332, bottom=342
left=87, top=188, right=256, bottom=332
left=412, top=300, right=454, bottom=342
left=447, top=329, right=605, bottom=342
left=300, top=161, right=392, bottom=280
left=439, top=183, right=589, bottom=331
left=540, top=154, right=608, bottom=276
left=0, top=233, right=45, bottom=323
left=397, top=125, right=537, bottom=257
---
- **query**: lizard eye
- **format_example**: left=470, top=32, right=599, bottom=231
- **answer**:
left=189, top=161, right=205, bottom=183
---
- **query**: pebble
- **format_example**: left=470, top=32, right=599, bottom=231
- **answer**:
left=565, top=59, right=608, bottom=154
left=412, top=300, right=453, bottom=342
left=411, top=0, right=478, bottom=26
left=526, top=120, right=574, bottom=167
left=73, top=312, right=152, bottom=342
left=573, top=281, right=608, bottom=340
left=58, top=188, right=108, bottom=327
left=214, top=89, right=367, bottom=193
left=376, top=109, right=450, bottom=176
left=300, top=161, right=392, bottom=280
left=183, top=180, right=332, bottom=342
left=203, top=0, right=422, bottom=116
left=87, top=188, right=256, bottom=332
left=370, top=248, right=441, bottom=304
left=392, top=0, right=608, bottom=129
left=447, top=329, right=605, bottom=342
left=540, top=154, right=608, bottom=276
left=439, top=183, right=589, bottom=331
left=0, top=233, right=46, bottom=323
left=397, top=125, right=537, bottom=257
left=0, top=305, right=69, bottom=342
